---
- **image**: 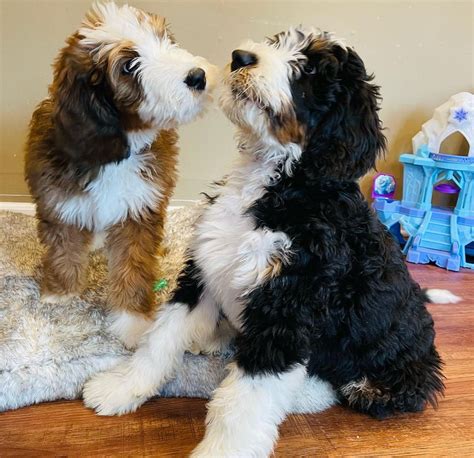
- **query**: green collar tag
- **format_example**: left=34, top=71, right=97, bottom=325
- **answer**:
left=153, top=279, right=169, bottom=292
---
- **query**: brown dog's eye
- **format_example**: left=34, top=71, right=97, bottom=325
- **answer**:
left=303, top=63, right=317, bottom=75
left=122, top=59, right=137, bottom=75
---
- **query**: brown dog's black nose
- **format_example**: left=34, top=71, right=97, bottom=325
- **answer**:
left=184, top=67, right=206, bottom=91
left=231, top=50, right=258, bottom=71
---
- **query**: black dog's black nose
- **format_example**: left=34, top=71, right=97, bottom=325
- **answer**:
left=184, top=67, right=206, bottom=91
left=231, top=50, right=258, bottom=71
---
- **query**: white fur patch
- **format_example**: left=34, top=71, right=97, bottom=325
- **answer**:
left=189, top=319, right=237, bottom=356
left=425, top=289, right=462, bottom=304
left=90, top=232, right=106, bottom=251
left=108, top=310, right=152, bottom=349
left=230, top=38, right=298, bottom=113
left=290, top=374, right=338, bottom=414
left=192, top=142, right=298, bottom=330
left=54, top=148, right=161, bottom=232
left=191, top=363, right=306, bottom=457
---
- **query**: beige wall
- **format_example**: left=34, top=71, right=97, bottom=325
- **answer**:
left=1, top=0, right=473, bottom=204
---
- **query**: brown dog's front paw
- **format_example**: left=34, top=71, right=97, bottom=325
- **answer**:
left=108, top=310, right=153, bottom=349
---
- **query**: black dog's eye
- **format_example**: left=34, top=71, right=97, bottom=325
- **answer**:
left=122, top=59, right=137, bottom=75
left=303, top=63, right=317, bottom=75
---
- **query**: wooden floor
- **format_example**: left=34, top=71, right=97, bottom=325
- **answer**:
left=1, top=264, right=473, bottom=457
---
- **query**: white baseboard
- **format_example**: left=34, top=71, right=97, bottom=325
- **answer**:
left=0, top=201, right=195, bottom=216
left=0, top=202, right=36, bottom=216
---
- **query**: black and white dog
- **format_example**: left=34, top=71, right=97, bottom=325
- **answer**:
left=84, top=28, right=459, bottom=456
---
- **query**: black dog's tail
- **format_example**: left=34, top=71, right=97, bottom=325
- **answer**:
left=424, top=289, right=461, bottom=304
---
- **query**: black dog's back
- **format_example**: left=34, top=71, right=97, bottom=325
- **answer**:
left=304, top=185, right=444, bottom=418
left=308, top=290, right=444, bottom=419
left=251, top=175, right=444, bottom=419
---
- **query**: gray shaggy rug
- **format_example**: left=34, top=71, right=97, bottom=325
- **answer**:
left=0, top=206, right=232, bottom=412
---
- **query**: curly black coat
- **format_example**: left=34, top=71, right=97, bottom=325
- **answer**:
left=175, top=38, right=444, bottom=419
left=243, top=42, right=443, bottom=418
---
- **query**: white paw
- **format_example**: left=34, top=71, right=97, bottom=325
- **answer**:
left=191, top=440, right=249, bottom=458
left=290, top=376, right=337, bottom=414
left=189, top=341, right=204, bottom=355
left=189, top=320, right=236, bottom=355
left=40, top=293, right=75, bottom=304
left=190, top=437, right=235, bottom=458
left=109, top=310, right=152, bottom=349
left=83, top=363, right=150, bottom=416
left=189, top=336, right=230, bottom=356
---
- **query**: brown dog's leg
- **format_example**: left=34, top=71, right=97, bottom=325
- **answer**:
left=105, top=215, right=163, bottom=348
left=38, top=219, right=92, bottom=302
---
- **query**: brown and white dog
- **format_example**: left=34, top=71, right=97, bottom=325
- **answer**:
left=24, top=2, right=215, bottom=348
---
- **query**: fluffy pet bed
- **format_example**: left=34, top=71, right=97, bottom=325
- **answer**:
left=0, top=205, right=232, bottom=412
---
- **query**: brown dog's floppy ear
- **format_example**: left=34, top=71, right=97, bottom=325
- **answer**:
left=52, top=35, right=129, bottom=170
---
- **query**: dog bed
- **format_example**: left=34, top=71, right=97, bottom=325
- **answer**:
left=0, top=206, right=232, bottom=412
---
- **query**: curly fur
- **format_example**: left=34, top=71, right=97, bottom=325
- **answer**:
left=238, top=28, right=444, bottom=417
left=24, top=2, right=215, bottom=347
left=83, top=28, right=445, bottom=456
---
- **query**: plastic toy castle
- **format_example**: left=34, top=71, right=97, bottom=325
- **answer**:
left=374, top=92, right=474, bottom=271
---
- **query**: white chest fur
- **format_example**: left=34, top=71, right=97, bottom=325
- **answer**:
left=54, top=135, right=161, bottom=232
left=192, top=153, right=293, bottom=329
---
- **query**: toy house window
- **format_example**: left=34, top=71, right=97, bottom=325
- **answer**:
left=465, top=242, right=474, bottom=267
left=432, top=171, right=461, bottom=208
left=439, top=131, right=470, bottom=156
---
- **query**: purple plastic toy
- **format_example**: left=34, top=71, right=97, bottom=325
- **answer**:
left=434, top=183, right=460, bottom=194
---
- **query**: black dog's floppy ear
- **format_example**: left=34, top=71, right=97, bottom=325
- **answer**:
left=303, top=43, right=386, bottom=180
left=52, top=34, right=129, bottom=170
left=338, top=47, right=386, bottom=178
